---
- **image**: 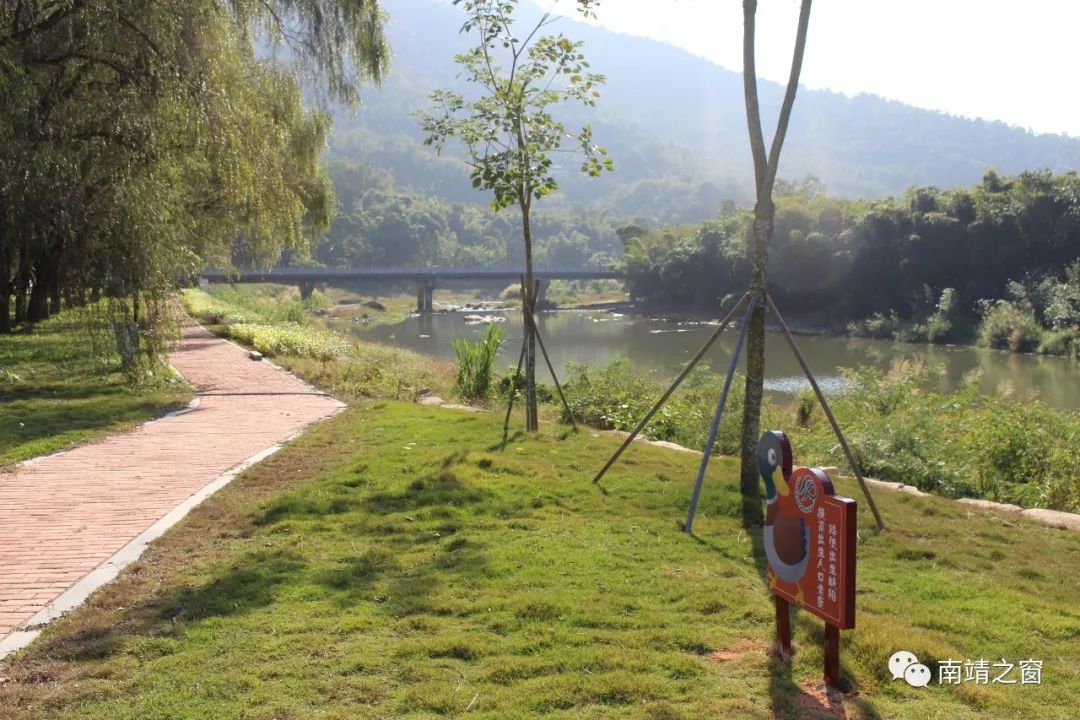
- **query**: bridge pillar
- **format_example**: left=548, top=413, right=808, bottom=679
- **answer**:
left=536, top=278, right=550, bottom=309
left=299, top=281, right=315, bottom=300
left=199, top=276, right=210, bottom=292
left=416, top=279, right=435, bottom=313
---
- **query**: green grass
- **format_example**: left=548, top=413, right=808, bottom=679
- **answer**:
left=3, top=401, right=1078, bottom=719
left=0, top=314, right=192, bottom=467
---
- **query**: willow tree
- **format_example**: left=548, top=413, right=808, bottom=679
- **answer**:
left=0, top=0, right=387, bottom=375
left=738, top=0, right=814, bottom=525
left=417, top=0, right=612, bottom=432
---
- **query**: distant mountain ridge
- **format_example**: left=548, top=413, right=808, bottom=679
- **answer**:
left=326, top=0, right=1080, bottom=220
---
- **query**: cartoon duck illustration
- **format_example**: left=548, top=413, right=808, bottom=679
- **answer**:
left=758, top=430, right=810, bottom=600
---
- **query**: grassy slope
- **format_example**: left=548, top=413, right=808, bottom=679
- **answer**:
left=2, top=402, right=1077, bottom=720
left=0, top=316, right=192, bottom=467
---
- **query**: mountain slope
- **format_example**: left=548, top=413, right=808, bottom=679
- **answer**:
left=329, top=0, right=1080, bottom=218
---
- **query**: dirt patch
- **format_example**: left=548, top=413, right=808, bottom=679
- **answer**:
left=706, top=639, right=767, bottom=662
left=786, top=679, right=849, bottom=720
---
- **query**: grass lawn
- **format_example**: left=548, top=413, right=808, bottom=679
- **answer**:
left=0, top=315, right=192, bottom=468
left=2, top=402, right=1078, bottom=719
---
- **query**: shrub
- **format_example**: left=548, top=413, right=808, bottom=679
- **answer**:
left=453, top=323, right=504, bottom=399
left=560, top=358, right=784, bottom=456
left=977, top=300, right=1043, bottom=352
left=1037, top=328, right=1080, bottom=358
left=788, top=363, right=1080, bottom=511
left=847, top=310, right=902, bottom=340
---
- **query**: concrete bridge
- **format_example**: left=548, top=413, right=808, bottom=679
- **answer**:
left=198, top=266, right=623, bottom=312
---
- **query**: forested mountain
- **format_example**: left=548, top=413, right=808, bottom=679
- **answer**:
left=327, top=0, right=1080, bottom=224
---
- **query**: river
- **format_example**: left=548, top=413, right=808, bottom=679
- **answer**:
left=349, top=309, right=1080, bottom=411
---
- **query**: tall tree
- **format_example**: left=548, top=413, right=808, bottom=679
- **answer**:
left=417, top=0, right=612, bottom=432
left=738, top=0, right=813, bottom=525
left=0, top=1, right=387, bottom=371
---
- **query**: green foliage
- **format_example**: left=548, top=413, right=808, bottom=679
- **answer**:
left=183, top=290, right=348, bottom=361
left=226, top=323, right=350, bottom=361
left=622, top=171, right=1080, bottom=344
left=977, top=300, right=1044, bottom=352
left=417, top=0, right=611, bottom=212
left=560, top=359, right=784, bottom=457
left=0, top=0, right=387, bottom=370
left=789, top=363, right=1080, bottom=511
left=453, top=323, right=505, bottom=399
left=555, top=355, right=1080, bottom=512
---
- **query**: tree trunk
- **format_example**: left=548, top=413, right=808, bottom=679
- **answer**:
left=521, top=201, right=538, bottom=433
left=738, top=0, right=812, bottom=527
left=49, top=273, right=62, bottom=316
left=0, top=245, right=10, bottom=334
left=14, top=239, right=30, bottom=323
left=28, top=261, right=51, bottom=322
left=739, top=211, right=773, bottom=527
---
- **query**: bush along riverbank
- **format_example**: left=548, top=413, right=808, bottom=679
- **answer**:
left=560, top=358, right=1080, bottom=513
left=184, top=286, right=1079, bottom=513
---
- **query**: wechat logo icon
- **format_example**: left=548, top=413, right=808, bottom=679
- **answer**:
left=890, top=650, right=931, bottom=688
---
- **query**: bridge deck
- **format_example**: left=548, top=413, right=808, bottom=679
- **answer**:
left=200, top=267, right=622, bottom=282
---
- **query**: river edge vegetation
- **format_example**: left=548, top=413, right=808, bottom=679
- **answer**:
left=620, top=171, right=1080, bottom=359
left=182, top=286, right=1080, bottom=513
left=3, top=400, right=1079, bottom=719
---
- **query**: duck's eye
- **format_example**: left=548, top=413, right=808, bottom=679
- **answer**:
left=768, top=449, right=777, bottom=465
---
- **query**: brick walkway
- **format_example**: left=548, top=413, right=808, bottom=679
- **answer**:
left=0, top=323, right=343, bottom=640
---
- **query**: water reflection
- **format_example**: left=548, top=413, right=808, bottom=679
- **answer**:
left=347, top=311, right=1080, bottom=411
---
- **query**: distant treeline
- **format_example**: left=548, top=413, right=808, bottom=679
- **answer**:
left=622, top=171, right=1080, bottom=351
left=316, top=163, right=626, bottom=269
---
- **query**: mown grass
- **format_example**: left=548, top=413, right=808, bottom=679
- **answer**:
left=2, top=401, right=1078, bottom=719
left=0, top=314, right=192, bottom=467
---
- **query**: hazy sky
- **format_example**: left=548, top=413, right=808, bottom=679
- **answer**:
left=551, top=0, right=1080, bottom=138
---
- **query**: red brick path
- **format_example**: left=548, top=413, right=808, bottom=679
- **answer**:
left=0, top=323, right=342, bottom=638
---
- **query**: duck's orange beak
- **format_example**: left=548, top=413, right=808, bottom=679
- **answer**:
left=773, top=465, right=789, bottom=496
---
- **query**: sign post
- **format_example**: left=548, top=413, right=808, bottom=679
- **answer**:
left=758, top=431, right=856, bottom=689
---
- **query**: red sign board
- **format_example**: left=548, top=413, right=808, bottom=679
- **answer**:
left=760, top=432, right=856, bottom=629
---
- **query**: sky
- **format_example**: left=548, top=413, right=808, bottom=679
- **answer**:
left=551, top=0, right=1080, bottom=138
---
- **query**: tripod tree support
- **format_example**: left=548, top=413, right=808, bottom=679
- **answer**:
left=765, top=293, right=884, bottom=530
left=592, top=291, right=751, bottom=485
left=518, top=274, right=578, bottom=433
left=520, top=276, right=578, bottom=432
left=503, top=340, right=527, bottom=439
left=684, top=297, right=755, bottom=534
left=505, top=276, right=578, bottom=436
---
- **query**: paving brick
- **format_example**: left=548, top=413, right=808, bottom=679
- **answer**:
left=0, top=323, right=340, bottom=638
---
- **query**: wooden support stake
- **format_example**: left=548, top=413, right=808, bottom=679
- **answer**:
left=824, top=624, right=841, bottom=689
left=503, top=340, right=527, bottom=439
left=775, top=596, right=792, bottom=659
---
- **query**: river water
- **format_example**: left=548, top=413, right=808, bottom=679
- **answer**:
left=350, top=309, right=1080, bottom=411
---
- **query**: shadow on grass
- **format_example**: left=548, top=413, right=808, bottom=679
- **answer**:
left=164, top=548, right=307, bottom=621
left=362, top=469, right=493, bottom=515
left=21, top=548, right=307, bottom=665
